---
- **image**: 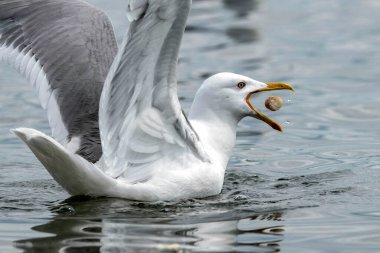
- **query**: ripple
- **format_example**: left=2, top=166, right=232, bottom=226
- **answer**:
left=62, top=246, right=100, bottom=252
left=328, top=105, right=380, bottom=122
left=353, top=211, right=380, bottom=218
left=82, top=226, right=102, bottom=234
left=283, top=208, right=380, bottom=252
left=226, top=27, right=259, bottom=43
left=314, top=104, right=380, bottom=129
left=268, top=159, right=318, bottom=171
left=223, top=0, right=259, bottom=18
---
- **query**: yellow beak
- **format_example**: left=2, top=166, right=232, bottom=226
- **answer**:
left=245, top=82, right=295, bottom=132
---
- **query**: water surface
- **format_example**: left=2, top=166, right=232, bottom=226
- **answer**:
left=1, top=0, right=380, bottom=252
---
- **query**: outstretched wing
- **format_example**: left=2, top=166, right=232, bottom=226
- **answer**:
left=0, top=0, right=118, bottom=162
left=100, top=0, right=209, bottom=181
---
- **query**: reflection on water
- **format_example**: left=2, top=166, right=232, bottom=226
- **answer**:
left=223, top=0, right=259, bottom=18
left=2, top=0, right=380, bottom=252
left=226, top=27, right=259, bottom=44
left=14, top=201, right=284, bottom=253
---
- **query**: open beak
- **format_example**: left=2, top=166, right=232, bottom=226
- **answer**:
left=245, top=82, right=295, bottom=132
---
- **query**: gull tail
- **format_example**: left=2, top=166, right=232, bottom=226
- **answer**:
left=11, top=128, right=116, bottom=196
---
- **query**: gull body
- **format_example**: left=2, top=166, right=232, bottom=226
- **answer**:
left=12, top=73, right=273, bottom=201
left=1, top=0, right=293, bottom=201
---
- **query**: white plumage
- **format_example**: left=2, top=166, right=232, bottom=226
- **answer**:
left=1, top=0, right=294, bottom=201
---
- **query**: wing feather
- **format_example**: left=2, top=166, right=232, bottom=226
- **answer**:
left=100, top=0, right=210, bottom=181
left=0, top=0, right=118, bottom=162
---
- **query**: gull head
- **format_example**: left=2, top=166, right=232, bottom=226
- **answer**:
left=191, top=72, right=294, bottom=131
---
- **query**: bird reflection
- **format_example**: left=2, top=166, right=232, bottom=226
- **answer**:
left=13, top=197, right=284, bottom=253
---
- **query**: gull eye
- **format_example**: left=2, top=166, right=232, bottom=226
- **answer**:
left=237, top=81, right=246, bottom=89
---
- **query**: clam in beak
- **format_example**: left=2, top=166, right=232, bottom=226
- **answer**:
left=246, top=82, right=295, bottom=132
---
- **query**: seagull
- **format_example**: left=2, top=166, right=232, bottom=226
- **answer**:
left=0, top=0, right=294, bottom=201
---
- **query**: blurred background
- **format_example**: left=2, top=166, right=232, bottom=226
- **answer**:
left=1, top=0, right=380, bottom=252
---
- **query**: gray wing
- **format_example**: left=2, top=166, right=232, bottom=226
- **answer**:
left=0, top=0, right=118, bottom=162
left=99, top=0, right=210, bottom=181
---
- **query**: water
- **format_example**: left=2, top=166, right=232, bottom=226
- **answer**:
left=1, top=0, right=380, bottom=252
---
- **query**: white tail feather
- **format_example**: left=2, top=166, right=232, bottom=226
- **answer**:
left=11, top=128, right=116, bottom=196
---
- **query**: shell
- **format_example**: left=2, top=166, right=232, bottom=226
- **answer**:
left=265, top=96, right=283, bottom=111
